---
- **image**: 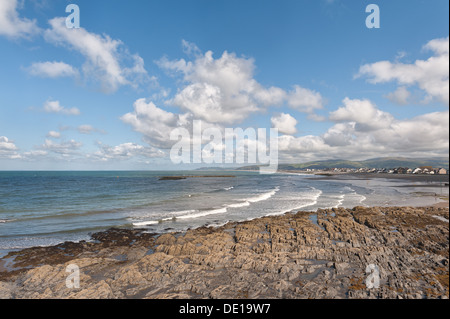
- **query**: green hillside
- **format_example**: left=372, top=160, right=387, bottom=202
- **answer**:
left=238, top=157, right=449, bottom=171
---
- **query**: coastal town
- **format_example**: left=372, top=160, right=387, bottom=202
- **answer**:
left=303, top=166, right=449, bottom=175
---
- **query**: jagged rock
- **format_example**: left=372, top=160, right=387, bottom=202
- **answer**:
left=68, top=280, right=115, bottom=299
left=0, top=206, right=448, bottom=299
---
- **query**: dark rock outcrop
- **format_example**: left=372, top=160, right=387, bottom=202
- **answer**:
left=0, top=206, right=448, bottom=299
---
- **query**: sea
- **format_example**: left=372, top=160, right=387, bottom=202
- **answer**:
left=0, top=170, right=447, bottom=257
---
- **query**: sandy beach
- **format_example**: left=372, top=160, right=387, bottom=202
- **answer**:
left=0, top=203, right=448, bottom=299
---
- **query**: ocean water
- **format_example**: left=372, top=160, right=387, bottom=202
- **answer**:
left=0, top=171, right=447, bottom=257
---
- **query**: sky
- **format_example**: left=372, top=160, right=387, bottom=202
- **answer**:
left=0, top=0, right=448, bottom=170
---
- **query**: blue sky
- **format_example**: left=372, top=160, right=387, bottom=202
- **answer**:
left=0, top=0, right=448, bottom=170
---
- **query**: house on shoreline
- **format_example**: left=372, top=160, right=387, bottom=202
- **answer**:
left=303, top=166, right=448, bottom=175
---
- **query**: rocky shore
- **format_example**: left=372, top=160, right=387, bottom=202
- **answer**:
left=0, top=206, right=448, bottom=299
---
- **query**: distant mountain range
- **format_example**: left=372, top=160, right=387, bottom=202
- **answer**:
left=235, top=157, right=449, bottom=171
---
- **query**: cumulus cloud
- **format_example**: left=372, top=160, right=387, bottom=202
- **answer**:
left=329, top=97, right=394, bottom=131
left=121, top=98, right=192, bottom=149
left=90, top=142, right=165, bottom=162
left=287, top=85, right=324, bottom=114
left=27, top=61, right=79, bottom=79
left=0, top=136, right=19, bottom=158
left=121, top=97, right=275, bottom=162
left=43, top=17, right=151, bottom=93
left=322, top=122, right=355, bottom=147
left=43, top=100, right=80, bottom=116
left=158, top=44, right=321, bottom=124
left=385, top=86, right=411, bottom=105
left=3, top=137, right=165, bottom=163
left=40, top=139, right=82, bottom=155
left=278, top=98, right=448, bottom=162
left=278, top=135, right=327, bottom=152
left=0, top=0, right=40, bottom=39
left=0, top=136, right=17, bottom=150
left=46, top=131, right=61, bottom=138
left=271, top=113, right=298, bottom=135
left=160, top=50, right=269, bottom=123
left=357, top=36, right=449, bottom=105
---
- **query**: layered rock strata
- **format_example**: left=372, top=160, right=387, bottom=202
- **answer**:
left=0, top=206, right=448, bottom=299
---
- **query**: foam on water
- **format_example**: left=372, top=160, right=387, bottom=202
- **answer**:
left=227, top=201, right=251, bottom=208
left=132, top=188, right=280, bottom=226
left=266, top=188, right=322, bottom=216
left=246, top=187, right=280, bottom=203
left=3, top=171, right=445, bottom=252
left=132, top=220, right=160, bottom=226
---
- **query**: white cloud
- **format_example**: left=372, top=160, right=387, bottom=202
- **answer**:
left=43, top=17, right=150, bottom=93
left=0, top=136, right=19, bottom=158
left=357, top=36, right=449, bottom=105
left=90, top=142, right=165, bottom=162
left=21, top=150, right=48, bottom=160
left=278, top=98, right=449, bottom=161
left=287, top=85, right=325, bottom=113
left=0, top=136, right=17, bottom=150
left=425, top=37, right=449, bottom=56
left=170, top=82, right=229, bottom=123
left=322, top=122, right=355, bottom=147
left=1, top=137, right=50, bottom=161
left=271, top=113, right=298, bottom=135
left=121, top=98, right=240, bottom=155
left=385, top=86, right=411, bottom=105
left=28, top=61, right=79, bottom=78
left=181, top=39, right=201, bottom=56
left=78, top=124, right=105, bottom=135
left=121, top=98, right=192, bottom=149
left=159, top=45, right=311, bottom=124
left=279, top=134, right=330, bottom=156
left=43, top=100, right=80, bottom=116
left=373, top=111, right=449, bottom=152
left=77, top=125, right=95, bottom=134
left=46, top=131, right=61, bottom=138
left=40, top=139, right=82, bottom=155
left=329, top=97, right=394, bottom=131
left=0, top=0, right=39, bottom=39
left=161, top=50, right=260, bottom=123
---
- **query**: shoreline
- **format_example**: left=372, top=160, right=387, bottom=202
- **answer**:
left=0, top=172, right=448, bottom=298
left=0, top=173, right=448, bottom=255
left=0, top=204, right=448, bottom=299
left=1, top=197, right=447, bottom=260
left=308, top=171, right=449, bottom=182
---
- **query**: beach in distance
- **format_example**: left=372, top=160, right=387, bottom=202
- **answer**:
left=0, top=171, right=448, bottom=299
